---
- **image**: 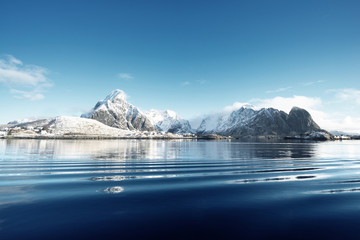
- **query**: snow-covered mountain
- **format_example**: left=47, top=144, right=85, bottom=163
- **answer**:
left=81, top=90, right=325, bottom=137
left=196, top=105, right=323, bottom=137
left=145, top=109, right=193, bottom=134
left=81, top=89, right=155, bottom=131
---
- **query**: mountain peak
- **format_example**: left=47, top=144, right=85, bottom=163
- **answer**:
left=104, top=89, right=127, bottom=102
left=164, top=110, right=178, bottom=119
left=81, top=89, right=154, bottom=131
left=289, top=106, right=304, bottom=112
left=241, top=104, right=257, bottom=110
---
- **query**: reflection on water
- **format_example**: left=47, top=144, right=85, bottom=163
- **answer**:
left=103, top=186, right=124, bottom=194
left=1, top=139, right=360, bottom=239
left=0, top=139, right=316, bottom=160
left=229, top=174, right=319, bottom=184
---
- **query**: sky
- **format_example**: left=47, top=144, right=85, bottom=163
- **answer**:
left=0, top=0, right=359, bottom=132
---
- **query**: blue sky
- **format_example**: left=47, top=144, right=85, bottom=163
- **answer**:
left=0, top=0, right=359, bottom=132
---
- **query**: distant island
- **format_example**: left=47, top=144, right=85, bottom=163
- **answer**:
left=0, top=89, right=354, bottom=141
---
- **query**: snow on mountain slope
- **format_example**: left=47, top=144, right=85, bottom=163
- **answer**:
left=81, top=89, right=155, bottom=131
left=145, top=109, right=193, bottom=134
left=48, top=116, right=132, bottom=136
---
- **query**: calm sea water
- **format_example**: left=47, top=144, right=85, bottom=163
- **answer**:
left=1, top=139, right=360, bottom=239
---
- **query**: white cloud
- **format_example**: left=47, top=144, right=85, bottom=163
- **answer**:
left=266, top=86, right=292, bottom=94
left=316, top=115, right=360, bottom=134
left=250, top=95, right=322, bottom=113
left=117, top=73, right=133, bottom=80
left=0, top=55, right=48, bottom=86
left=0, top=55, right=51, bottom=100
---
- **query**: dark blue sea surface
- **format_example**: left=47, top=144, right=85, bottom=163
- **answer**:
left=1, top=139, right=360, bottom=239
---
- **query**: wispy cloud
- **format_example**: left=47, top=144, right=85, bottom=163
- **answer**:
left=303, top=80, right=325, bottom=86
left=117, top=73, right=133, bottom=80
left=180, top=80, right=208, bottom=87
left=196, top=80, right=207, bottom=84
left=182, top=81, right=191, bottom=86
left=10, top=89, right=44, bottom=100
left=0, top=55, right=51, bottom=100
left=266, top=86, right=292, bottom=94
left=329, top=88, right=360, bottom=104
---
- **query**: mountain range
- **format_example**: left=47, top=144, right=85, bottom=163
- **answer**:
left=1, top=89, right=330, bottom=139
left=81, top=89, right=326, bottom=138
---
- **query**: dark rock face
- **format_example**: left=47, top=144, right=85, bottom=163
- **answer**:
left=81, top=90, right=155, bottom=131
left=90, top=109, right=121, bottom=128
left=287, top=107, right=320, bottom=134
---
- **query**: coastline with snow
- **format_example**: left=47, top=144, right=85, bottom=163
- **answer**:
left=0, top=116, right=194, bottom=140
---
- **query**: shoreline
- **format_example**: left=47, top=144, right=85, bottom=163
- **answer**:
left=1, top=135, right=355, bottom=141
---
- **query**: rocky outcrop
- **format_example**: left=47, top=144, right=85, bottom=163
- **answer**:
left=287, top=107, right=320, bottom=134
left=81, top=89, right=155, bottom=131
